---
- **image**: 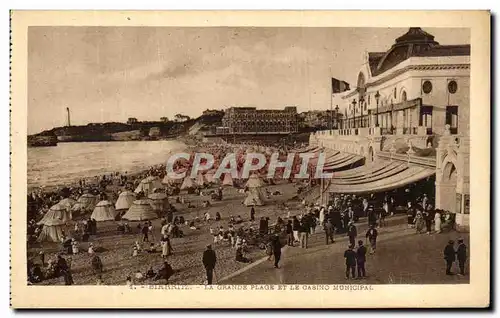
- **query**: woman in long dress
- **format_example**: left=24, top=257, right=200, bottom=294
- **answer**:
left=319, top=207, right=325, bottom=228
left=434, top=210, right=442, bottom=233
left=161, top=234, right=171, bottom=258
left=414, top=211, right=425, bottom=234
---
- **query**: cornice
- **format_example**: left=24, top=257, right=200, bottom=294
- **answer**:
left=366, top=63, right=470, bottom=89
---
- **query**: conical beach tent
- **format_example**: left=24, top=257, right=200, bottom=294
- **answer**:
left=135, top=176, right=163, bottom=194
left=58, top=198, right=77, bottom=215
left=222, top=173, right=234, bottom=186
left=245, top=174, right=265, bottom=188
left=148, top=192, right=170, bottom=212
left=205, top=170, right=220, bottom=184
left=243, top=174, right=265, bottom=206
left=122, top=199, right=158, bottom=221
left=243, top=188, right=265, bottom=206
left=91, top=200, right=117, bottom=221
left=162, top=174, right=182, bottom=185
left=195, top=172, right=207, bottom=187
left=37, top=204, right=71, bottom=242
left=77, top=193, right=98, bottom=211
left=180, top=176, right=195, bottom=190
left=115, top=191, right=136, bottom=211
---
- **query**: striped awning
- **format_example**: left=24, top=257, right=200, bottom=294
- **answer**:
left=330, top=162, right=408, bottom=184
left=326, top=164, right=435, bottom=194
left=324, top=155, right=364, bottom=171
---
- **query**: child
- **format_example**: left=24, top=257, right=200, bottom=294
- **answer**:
left=71, top=239, right=79, bottom=254
left=132, top=245, right=139, bottom=257
left=88, top=243, right=95, bottom=255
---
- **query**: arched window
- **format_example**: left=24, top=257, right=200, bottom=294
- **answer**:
left=401, top=90, right=407, bottom=102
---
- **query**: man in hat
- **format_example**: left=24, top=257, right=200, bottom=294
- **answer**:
left=365, top=224, right=378, bottom=254
left=356, top=240, right=367, bottom=278
left=344, top=244, right=357, bottom=279
left=347, top=221, right=357, bottom=247
left=323, top=217, right=335, bottom=245
left=367, top=205, right=377, bottom=228
left=456, top=238, right=467, bottom=276
left=202, top=244, right=217, bottom=284
left=443, top=240, right=456, bottom=275
left=271, top=234, right=283, bottom=269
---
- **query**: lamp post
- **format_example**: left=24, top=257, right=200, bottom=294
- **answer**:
left=374, top=91, right=380, bottom=127
left=359, top=96, right=365, bottom=128
left=352, top=99, right=357, bottom=129
left=390, top=102, right=394, bottom=134
left=335, top=105, right=340, bottom=129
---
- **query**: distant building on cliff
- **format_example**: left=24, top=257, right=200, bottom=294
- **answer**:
left=149, top=127, right=161, bottom=138
left=221, top=106, right=298, bottom=134
left=127, top=117, right=138, bottom=125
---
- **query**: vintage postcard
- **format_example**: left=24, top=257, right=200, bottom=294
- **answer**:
left=10, top=10, right=490, bottom=308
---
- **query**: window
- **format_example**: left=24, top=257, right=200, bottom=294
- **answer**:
left=368, top=95, right=371, bottom=106
left=422, top=80, right=433, bottom=94
left=446, top=106, right=459, bottom=134
left=448, top=80, right=458, bottom=94
left=420, top=106, right=433, bottom=128
left=394, top=87, right=397, bottom=99
left=401, top=91, right=407, bottom=102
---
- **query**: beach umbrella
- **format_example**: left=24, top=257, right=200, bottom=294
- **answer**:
left=91, top=200, right=117, bottom=222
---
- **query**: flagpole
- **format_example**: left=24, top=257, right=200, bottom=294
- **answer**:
left=329, top=65, right=333, bottom=131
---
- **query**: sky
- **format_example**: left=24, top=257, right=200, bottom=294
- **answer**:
left=28, top=27, right=470, bottom=134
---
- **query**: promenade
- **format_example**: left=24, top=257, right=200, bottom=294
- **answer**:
left=222, top=216, right=469, bottom=285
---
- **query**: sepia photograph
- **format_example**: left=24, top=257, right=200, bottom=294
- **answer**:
left=10, top=10, right=490, bottom=308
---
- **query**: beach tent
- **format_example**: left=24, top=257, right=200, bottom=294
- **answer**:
left=37, top=204, right=72, bottom=242
left=135, top=176, right=163, bottom=194
left=204, top=170, right=216, bottom=184
left=91, top=200, right=117, bottom=222
left=58, top=197, right=77, bottom=215
left=195, top=172, right=207, bottom=187
left=221, top=173, right=234, bottom=187
left=115, top=191, right=136, bottom=211
left=162, top=174, right=182, bottom=185
left=243, top=174, right=265, bottom=206
left=76, top=193, right=98, bottom=211
left=122, top=199, right=158, bottom=221
left=180, top=176, right=195, bottom=190
left=243, top=188, right=265, bottom=206
left=245, top=174, right=265, bottom=188
left=148, top=192, right=170, bottom=212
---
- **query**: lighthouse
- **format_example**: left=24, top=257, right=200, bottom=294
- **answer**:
left=66, top=107, right=71, bottom=127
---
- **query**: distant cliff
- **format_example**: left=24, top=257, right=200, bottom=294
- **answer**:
left=29, top=112, right=224, bottom=143
left=28, top=134, right=58, bottom=147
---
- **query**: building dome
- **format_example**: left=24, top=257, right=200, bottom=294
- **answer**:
left=374, top=28, right=440, bottom=76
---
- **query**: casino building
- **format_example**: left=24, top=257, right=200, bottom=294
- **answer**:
left=310, top=27, right=470, bottom=230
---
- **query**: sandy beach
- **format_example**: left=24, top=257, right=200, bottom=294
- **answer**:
left=28, top=180, right=305, bottom=285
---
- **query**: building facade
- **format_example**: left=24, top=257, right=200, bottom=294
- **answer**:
left=221, top=106, right=298, bottom=134
left=311, top=27, right=470, bottom=230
